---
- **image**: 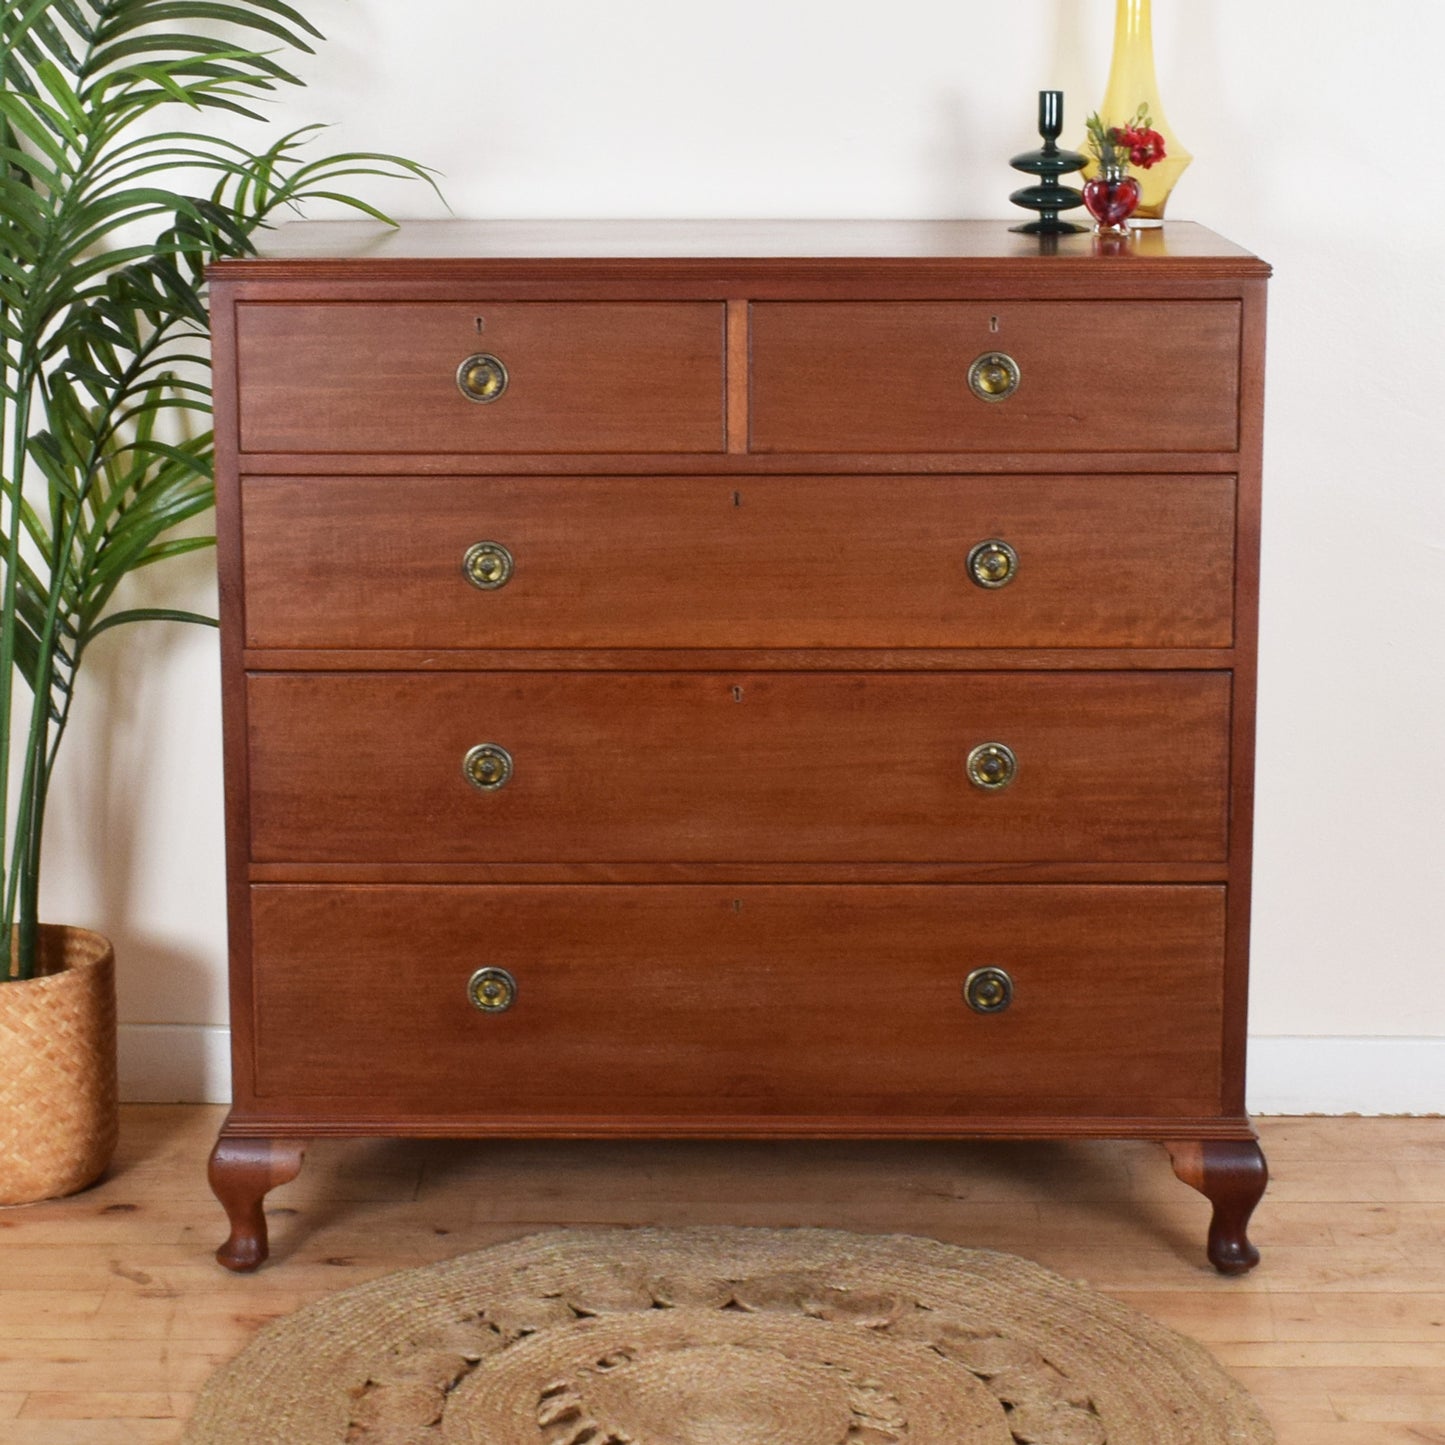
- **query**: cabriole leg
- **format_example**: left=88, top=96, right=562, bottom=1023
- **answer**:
left=1165, top=1138, right=1268, bottom=1275
left=208, top=1135, right=307, bottom=1272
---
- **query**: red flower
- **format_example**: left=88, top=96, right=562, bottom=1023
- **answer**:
left=1086, top=106, right=1167, bottom=172
left=1127, top=127, right=1167, bottom=170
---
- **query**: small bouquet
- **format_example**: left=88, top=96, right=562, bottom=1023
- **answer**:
left=1085, top=103, right=1167, bottom=175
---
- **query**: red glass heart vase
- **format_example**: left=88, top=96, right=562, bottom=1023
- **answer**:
left=1083, top=172, right=1141, bottom=232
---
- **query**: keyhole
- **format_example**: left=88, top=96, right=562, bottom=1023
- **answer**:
left=475, top=316, right=486, bottom=334
left=990, top=316, right=1001, bottom=333
left=732, top=685, right=744, bottom=703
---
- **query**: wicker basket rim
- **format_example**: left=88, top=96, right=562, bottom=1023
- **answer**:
left=3, top=924, right=114, bottom=985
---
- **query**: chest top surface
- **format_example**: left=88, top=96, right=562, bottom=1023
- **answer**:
left=212, top=218, right=1270, bottom=283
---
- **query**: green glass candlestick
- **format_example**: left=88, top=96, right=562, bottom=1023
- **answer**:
left=1009, top=90, right=1088, bottom=235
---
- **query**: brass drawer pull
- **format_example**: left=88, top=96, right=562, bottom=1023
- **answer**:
left=467, top=966, right=517, bottom=1013
left=456, top=352, right=509, bottom=403
left=967, top=539, right=1019, bottom=589
left=463, top=743, right=513, bottom=791
left=966, top=742, right=1017, bottom=791
left=463, top=541, right=514, bottom=590
left=968, top=351, right=1021, bottom=402
left=964, top=966, right=1013, bottom=1014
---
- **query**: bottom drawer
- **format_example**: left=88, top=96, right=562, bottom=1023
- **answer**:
left=247, top=884, right=1226, bottom=1119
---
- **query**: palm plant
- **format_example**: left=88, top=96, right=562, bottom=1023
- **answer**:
left=1, top=0, right=435, bottom=980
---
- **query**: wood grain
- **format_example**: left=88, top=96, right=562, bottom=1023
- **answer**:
left=212, top=217, right=1270, bottom=277
left=244, top=670, right=1232, bottom=864
left=236, top=301, right=726, bottom=454
left=750, top=301, right=1240, bottom=453
left=1221, top=276, right=1269, bottom=1116
left=0, top=1111, right=1435, bottom=1442
left=244, top=883, right=1227, bottom=1116
left=208, top=219, right=1270, bottom=1277
left=240, top=473, right=1237, bottom=651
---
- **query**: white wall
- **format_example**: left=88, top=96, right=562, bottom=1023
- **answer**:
left=40, top=1, right=1445, bottom=1111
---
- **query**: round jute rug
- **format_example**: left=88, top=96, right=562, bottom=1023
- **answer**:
left=185, top=1227, right=1274, bottom=1444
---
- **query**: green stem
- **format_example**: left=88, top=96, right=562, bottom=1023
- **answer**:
left=16, top=702, right=48, bottom=968
left=8, top=395, right=94, bottom=974
left=2, top=384, right=36, bottom=979
left=0, top=357, right=10, bottom=976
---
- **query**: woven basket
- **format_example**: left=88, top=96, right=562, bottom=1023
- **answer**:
left=0, top=925, right=118, bottom=1206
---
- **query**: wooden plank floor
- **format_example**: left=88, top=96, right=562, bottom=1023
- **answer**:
left=1, top=1109, right=1442, bottom=1442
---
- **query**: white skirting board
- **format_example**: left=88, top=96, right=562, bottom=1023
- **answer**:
left=117, top=1026, right=1445, bottom=1116
left=1245, top=1036, right=1445, bottom=1117
left=119, top=1024, right=233, bottom=1105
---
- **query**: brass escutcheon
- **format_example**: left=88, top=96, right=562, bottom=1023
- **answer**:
left=463, top=541, right=514, bottom=590
left=463, top=743, right=513, bottom=791
left=467, top=966, right=517, bottom=1014
left=967, top=539, right=1019, bottom=589
left=964, top=966, right=1014, bottom=1015
left=966, top=742, right=1017, bottom=791
left=456, top=352, right=509, bottom=403
left=968, top=351, right=1021, bottom=402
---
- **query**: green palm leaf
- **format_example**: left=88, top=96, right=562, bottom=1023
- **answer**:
left=1, top=0, right=439, bottom=978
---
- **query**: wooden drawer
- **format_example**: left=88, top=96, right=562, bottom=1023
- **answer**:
left=241, top=474, right=1235, bottom=650
left=246, top=671, right=1230, bottom=863
left=749, top=302, right=1241, bottom=453
left=248, top=884, right=1226, bottom=1117
left=235, top=302, right=726, bottom=454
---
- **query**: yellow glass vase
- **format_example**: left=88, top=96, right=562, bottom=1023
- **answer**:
left=1087, top=0, right=1192, bottom=224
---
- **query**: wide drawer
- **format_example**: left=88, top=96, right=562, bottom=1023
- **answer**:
left=234, top=302, right=726, bottom=454
left=246, top=671, right=1230, bottom=863
left=750, top=301, right=1241, bottom=453
left=247, top=884, right=1226, bottom=1117
left=241, top=474, right=1236, bottom=650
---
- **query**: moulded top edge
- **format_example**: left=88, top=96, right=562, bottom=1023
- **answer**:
left=207, top=218, right=1272, bottom=280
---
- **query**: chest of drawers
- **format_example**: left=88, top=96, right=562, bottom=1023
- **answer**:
left=206, top=220, right=1270, bottom=1273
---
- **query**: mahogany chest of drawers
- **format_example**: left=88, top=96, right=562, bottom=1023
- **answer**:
left=207, top=220, right=1270, bottom=1272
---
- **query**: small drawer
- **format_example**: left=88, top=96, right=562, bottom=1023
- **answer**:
left=248, top=883, right=1226, bottom=1117
left=246, top=670, right=1231, bottom=864
left=749, top=301, right=1241, bottom=453
left=241, top=473, right=1236, bottom=650
left=235, top=302, right=726, bottom=454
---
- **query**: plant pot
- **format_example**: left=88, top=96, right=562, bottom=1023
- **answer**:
left=0, top=926, right=118, bottom=1205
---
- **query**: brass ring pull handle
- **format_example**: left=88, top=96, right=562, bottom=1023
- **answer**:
left=966, top=742, right=1017, bottom=791
left=456, top=353, right=509, bottom=403
left=968, top=351, right=1021, bottom=402
left=463, top=541, right=514, bottom=590
left=967, top=539, right=1019, bottom=589
left=964, top=966, right=1014, bottom=1015
left=467, top=966, right=517, bottom=1013
left=463, top=743, right=513, bottom=791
